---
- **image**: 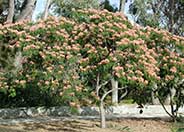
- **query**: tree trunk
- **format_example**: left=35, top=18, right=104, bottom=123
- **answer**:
left=16, top=0, right=37, bottom=22
left=111, top=78, right=118, bottom=105
left=100, top=87, right=126, bottom=128
left=6, top=0, right=14, bottom=23
left=168, top=0, right=175, bottom=33
left=119, top=0, right=126, bottom=13
left=100, top=101, right=106, bottom=128
left=43, top=0, right=51, bottom=20
left=164, top=94, right=170, bottom=105
left=164, top=87, right=176, bottom=105
left=151, top=83, right=160, bottom=105
left=96, top=73, right=100, bottom=96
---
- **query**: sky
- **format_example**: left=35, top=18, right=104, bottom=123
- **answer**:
left=33, top=0, right=131, bottom=20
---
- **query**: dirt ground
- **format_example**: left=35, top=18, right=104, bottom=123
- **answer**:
left=0, top=118, right=177, bottom=132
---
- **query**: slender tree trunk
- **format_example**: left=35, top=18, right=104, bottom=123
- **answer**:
left=165, top=87, right=176, bottom=105
left=96, top=73, right=100, bottom=96
left=43, top=0, right=51, bottom=20
left=100, top=101, right=106, bottom=128
left=168, top=0, right=175, bottom=33
left=164, top=94, right=170, bottom=105
left=6, top=0, right=14, bottom=23
left=151, top=83, right=160, bottom=105
left=151, top=0, right=163, bottom=24
left=111, top=78, right=118, bottom=105
left=119, top=0, right=126, bottom=13
left=16, top=0, right=37, bottom=22
left=100, top=87, right=126, bottom=128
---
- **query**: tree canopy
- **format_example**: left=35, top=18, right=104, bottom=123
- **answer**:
left=0, top=10, right=183, bottom=110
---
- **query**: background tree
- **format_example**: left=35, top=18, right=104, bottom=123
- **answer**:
left=0, top=0, right=38, bottom=23
left=100, top=0, right=118, bottom=12
left=119, top=0, right=126, bottom=13
left=0, top=0, right=8, bottom=23
left=129, top=0, right=184, bottom=36
left=6, top=0, right=14, bottom=23
left=16, top=0, right=37, bottom=21
left=43, top=0, right=52, bottom=20
left=51, top=0, right=100, bottom=17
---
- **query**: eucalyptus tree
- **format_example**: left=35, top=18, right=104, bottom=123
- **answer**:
left=100, top=0, right=118, bottom=12
left=51, top=0, right=100, bottom=17
left=129, top=0, right=184, bottom=36
left=119, top=0, right=126, bottom=13
left=0, top=0, right=38, bottom=23
left=43, top=0, right=52, bottom=20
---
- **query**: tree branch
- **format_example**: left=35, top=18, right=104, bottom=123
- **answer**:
left=96, top=74, right=111, bottom=96
left=96, top=73, right=100, bottom=95
left=157, top=95, right=173, bottom=118
left=119, top=88, right=128, bottom=100
left=101, top=87, right=127, bottom=103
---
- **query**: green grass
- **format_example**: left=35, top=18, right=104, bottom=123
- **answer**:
left=119, top=99, right=134, bottom=104
left=171, top=122, right=184, bottom=132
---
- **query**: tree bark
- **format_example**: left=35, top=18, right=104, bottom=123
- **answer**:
left=96, top=73, right=100, bottom=96
left=119, top=0, right=126, bottom=13
left=151, top=83, right=160, bottom=105
left=100, top=87, right=126, bottom=128
left=6, top=0, right=14, bottom=23
left=111, top=78, right=118, bottom=105
left=43, top=0, right=51, bottom=20
left=164, top=94, right=170, bottom=105
left=16, top=0, right=37, bottom=22
left=95, top=73, right=110, bottom=96
left=168, top=0, right=175, bottom=33
left=100, top=101, right=106, bottom=128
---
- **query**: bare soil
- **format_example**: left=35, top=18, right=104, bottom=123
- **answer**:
left=0, top=119, right=174, bottom=132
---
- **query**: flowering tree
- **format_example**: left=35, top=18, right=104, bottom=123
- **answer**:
left=68, top=9, right=184, bottom=125
left=0, top=9, right=184, bottom=123
left=147, top=27, right=184, bottom=121
left=70, top=9, right=134, bottom=104
left=0, top=17, right=95, bottom=107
